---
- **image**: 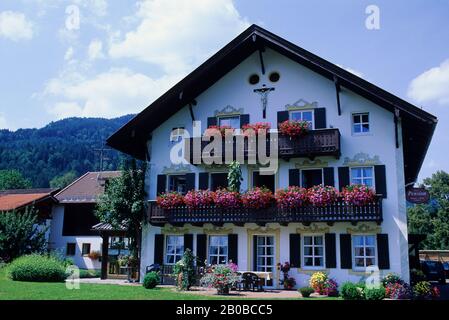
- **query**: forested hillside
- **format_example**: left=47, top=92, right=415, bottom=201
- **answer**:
left=0, top=115, right=134, bottom=187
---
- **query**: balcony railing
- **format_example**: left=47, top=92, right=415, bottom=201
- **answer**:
left=147, top=196, right=382, bottom=226
left=184, top=129, right=341, bottom=164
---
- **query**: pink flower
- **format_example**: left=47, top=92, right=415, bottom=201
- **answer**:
left=241, top=187, right=274, bottom=209
left=307, top=186, right=338, bottom=206
left=157, top=192, right=184, bottom=209
left=184, top=190, right=215, bottom=209
left=279, top=120, right=309, bottom=137
left=341, top=185, right=375, bottom=206
left=213, top=188, right=241, bottom=209
left=275, top=186, right=308, bottom=208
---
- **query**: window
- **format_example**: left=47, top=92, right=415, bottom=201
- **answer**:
left=109, top=237, right=129, bottom=250
left=170, top=127, right=185, bottom=143
left=255, top=236, right=275, bottom=272
left=165, top=235, right=184, bottom=265
left=301, top=169, right=323, bottom=188
left=290, top=110, right=313, bottom=129
left=303, top=235, right=324, bottom=268
left=168, top=175, right=187, bottom=194
left=81, top=243, right=91, bottom=256
left=252, top=171, right=275, bottom=193
left=210, top=173, right=228, bottom=191
left=352, top=113, right=370, bottom=134
left=66, top=243, right=76, bottom=256
left=208, top=236, right=228, bottom=265
left=350, top=167, right=374, bottom=187
left=353, top=235, right=376, bottom=269
left=218, top=116, right=240, bottom=129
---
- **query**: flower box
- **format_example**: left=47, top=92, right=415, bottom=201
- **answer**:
left=279, top=120, right=309, bottom=137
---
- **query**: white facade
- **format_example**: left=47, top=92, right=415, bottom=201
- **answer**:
left=48, top=204, right=102, bottom=270
left=139, top=47, right=410, bottom=286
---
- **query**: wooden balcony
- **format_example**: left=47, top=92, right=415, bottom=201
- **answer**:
left=184, top=129, right=341, bottom=164
left=147, top=196, right=382, bottom=226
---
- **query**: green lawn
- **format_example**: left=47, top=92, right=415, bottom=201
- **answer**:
left=0, top=267, right=339, bottom=300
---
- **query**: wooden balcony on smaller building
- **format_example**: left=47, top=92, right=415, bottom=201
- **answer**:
left=147, top=196, right=382, bottom=226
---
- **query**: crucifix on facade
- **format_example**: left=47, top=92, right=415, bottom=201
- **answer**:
left=254, top=87, right=275, bottom=119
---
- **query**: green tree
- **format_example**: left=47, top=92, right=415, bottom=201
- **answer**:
left=0, top=207, right=48, bottom=262
left=0, top=169, right=32, bottom=190
left=49, top=171, right=78, bottom=189
left=95, top=159, right=147, bottom=263
left=408, top=171, right=449, bottom=249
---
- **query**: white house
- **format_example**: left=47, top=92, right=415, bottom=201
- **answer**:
left=106, top=25, right=437, bottom=288
left=49, top=171, right=122, bottom=271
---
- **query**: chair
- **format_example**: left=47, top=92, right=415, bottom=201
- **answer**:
left=241, top=272, right=263, bottom=292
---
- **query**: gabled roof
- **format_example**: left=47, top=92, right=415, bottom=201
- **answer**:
left=55, top=171, right=121, bottom=203
left=106, top=24, right=437, bottom=184
left=0, top=188, right=58, bottom=212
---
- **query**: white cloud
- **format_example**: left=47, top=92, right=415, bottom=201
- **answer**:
left=64, top=46, right=74, bottom=61
left=408, top=59, right=449, bottom=106
left=0, top=11, right=34, bottom=41
left=108, top=0, right=249, bottom=74
left=87, top=39, right=104, bottom=60
left=43, top=68, right=182, bottom=119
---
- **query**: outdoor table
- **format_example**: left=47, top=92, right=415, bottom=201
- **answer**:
left=238, top=271, right=273, bottom=281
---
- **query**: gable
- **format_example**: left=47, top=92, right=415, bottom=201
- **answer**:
left=107, top=24, right=437, bottom=184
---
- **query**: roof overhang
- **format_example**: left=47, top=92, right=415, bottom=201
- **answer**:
left=106, top=24, right=437, bottom=185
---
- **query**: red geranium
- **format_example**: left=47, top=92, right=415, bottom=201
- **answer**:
left=241, top=187, right=274, bottom=209
left=242, top=122, right=271, bottom=136
left=156, top=191, right=184, bottom=209
left=184, top=190, right=215, bottom=209
left=275, top=186, right=308, bottom=208
left=205, top=125, right=234, bottom=137
left=279, top=120, right=309, bottom=137
left=341, top=185, right=376, bottom=206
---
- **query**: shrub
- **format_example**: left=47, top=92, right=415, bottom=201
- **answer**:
left=213, top=188, right=241, bottom=208
left=275, top=186, right=308, bottom=208
left=79, top=269, right=101, bottom=278
left=365, top=286, right=386, bottom=300
left=413, top=281, right=439, bottom=300
left=341, top=282, right=365, bottom=300
left=172, top=249, right=196, bottom=291
left=184, top=190, right=214, bottom=209
left=410, top=269, right=426, bottom=285
left=307, top=186, right=338, bottom=206
left=309, top=272, right=328, bottom=295
left=9, top=254, right=67, bottom=282
left=157, top=191, right=184, bottom=209
left=381, top=273, right=404, bottom=286
left=324, top=278, right=339, bottom=297
left=341, top=185, right=376, bottom=206
left=299, top=287, right=314, bottom=298
left=143, top=271, right=160, bottom=289
left=385, top=282, right=412, bottom=299
left=241, top=187, right=274, bottom=209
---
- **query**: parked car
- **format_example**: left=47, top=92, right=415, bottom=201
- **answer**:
left=442, top=262, right=449, bottom=279
left=420, top=260, right=446, bottom=284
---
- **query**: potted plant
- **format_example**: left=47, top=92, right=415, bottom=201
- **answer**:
left=242, top=122, right=271, bottom=136
left=200, top=263, right=241, bottom=295
left=205, top=125, right=235, bottom=137
left=213, top=188, right=241, bottom=208
left=309, top=271, right=329, bottom=295
left=87, top=250, right=101, bottom=260
left=413, top=281, right=440, bottom=300
left=299, top=286, right=314, bottom=298
left=172, top=249, right=196, bottom=291
left=156, top=191, right=184, bottom=209
left=241, top=187, right=274, bottom=209
left=279, top=120, right=309, bottom=137
left=275, top=186, right=308, bottom=208
left=341, top=185, right=375, bottom=206
left=307, top=185, right=338, bottom=206
left=277, top=262, right=296, bottom=289
left=184, top=190, right=214, bottom=209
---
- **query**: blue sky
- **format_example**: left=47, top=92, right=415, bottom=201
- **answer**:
left=0, top=0, right=448, bottom=181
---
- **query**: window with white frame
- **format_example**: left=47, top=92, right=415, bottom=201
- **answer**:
left=303, top=235, right=324, bottom=268
left=256, top=235, right=275, bottom=272
left=350, top=167, right=374, bottom=187
left=289, top=110, right=313, bottom=129
left=352, top=113, right=370, bottom=134
left=218, top=116, right=240, bottom=129
left=170, top=127, right=185, bottom=143
left=165, top=235, right=184, bottom=265
left=353, top=235, right=376, bottom=269
left=208, top=235, right=228, bottom=265
left=168, top=175, right=187, bottom=194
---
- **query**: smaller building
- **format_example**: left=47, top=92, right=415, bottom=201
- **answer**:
left=49, top=171, right=122, bottom=271
left=0, top=188, right=59, bottom=243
